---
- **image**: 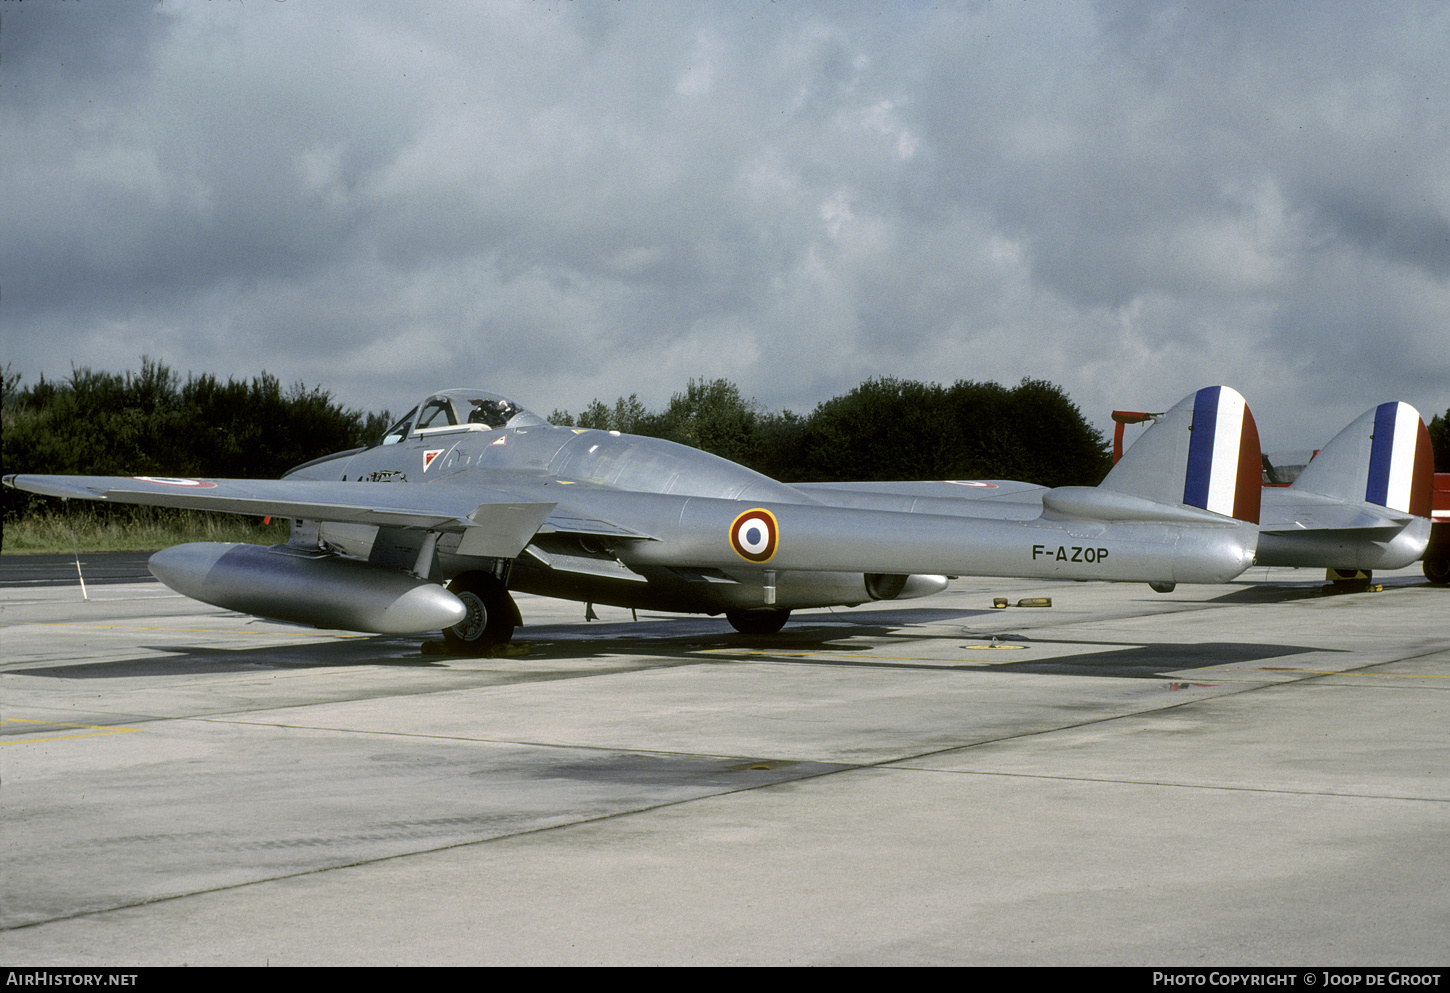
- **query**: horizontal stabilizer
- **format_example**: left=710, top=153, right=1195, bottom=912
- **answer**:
left=1259, top=491, right=1413, bottom=534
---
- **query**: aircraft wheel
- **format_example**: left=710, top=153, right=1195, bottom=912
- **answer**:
left=442, top=573, right=517, bottom=654
left=726, top=609, right=791, bottom=635
left=1424, top=556, right=1450, bottom=586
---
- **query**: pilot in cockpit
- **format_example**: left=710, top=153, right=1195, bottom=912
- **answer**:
left=468, top=397, right=519, bottom=429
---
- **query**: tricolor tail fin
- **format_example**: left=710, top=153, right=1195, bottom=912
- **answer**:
left=1290, top=402, right=1433, bottom=518
left=1096, top=386, right=1262, bottom=523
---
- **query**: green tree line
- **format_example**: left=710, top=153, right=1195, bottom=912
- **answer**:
left=1431, top=410, right=1450, bottom=473
left=550, top=375, right=1113, bottom=486
left=2, top=360, right=1144, bottom=522
left=13, top=361, right=1443, bottom=515
left=6, top=362, right=1440, bottom=554
left=5, top=360, right=1112, bottom=509
left=2, top=360, right=391, bottom=523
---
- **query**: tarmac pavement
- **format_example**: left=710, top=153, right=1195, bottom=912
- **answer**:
left=1, top=557, right=1446, bottom=966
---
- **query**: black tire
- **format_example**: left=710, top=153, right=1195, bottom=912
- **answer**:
left=726, top=608, right=791, bottom=635
left=442, top=573, right=517, bottom=654
left=1424, top=556, right=1450, bottom=586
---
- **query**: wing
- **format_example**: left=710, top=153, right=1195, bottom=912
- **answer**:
left=4, top=473, right=557, bottom=559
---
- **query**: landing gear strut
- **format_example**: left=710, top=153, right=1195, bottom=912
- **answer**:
left=442, top=573, right=519, bottom=654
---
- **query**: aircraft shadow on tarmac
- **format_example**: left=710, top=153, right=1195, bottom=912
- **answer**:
left=500, top=605, right=1330, bottom=679
left=1204, top=575, right=1432, bottom=604
left=7, top=602, right=1327, bottom=682
left=937, top=638, right=1329, bottom=679
left=7, top=637, right=448, bottom=678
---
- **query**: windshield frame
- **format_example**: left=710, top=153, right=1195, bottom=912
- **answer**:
left=375, top=389, right=546, bottom=445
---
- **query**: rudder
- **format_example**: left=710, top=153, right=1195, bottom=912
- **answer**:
left=1292, top=401, right=1432, bottom=518
left=1099, top=385, right=1261, bottom=524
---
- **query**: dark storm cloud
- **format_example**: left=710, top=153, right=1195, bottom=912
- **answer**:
left=2, top=0, right=1445, bottom=447
left=2, top=1, right=161, bottom=96
left=1310, top=192, right=1450, bottom=279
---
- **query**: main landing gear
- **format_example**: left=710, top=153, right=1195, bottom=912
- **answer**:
left=1425, top=555, right=1450, bottom=586
left=442, top=572, right=519, bottom=654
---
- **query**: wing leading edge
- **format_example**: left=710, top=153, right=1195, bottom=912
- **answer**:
left=3, top=473, right=556, bottom=560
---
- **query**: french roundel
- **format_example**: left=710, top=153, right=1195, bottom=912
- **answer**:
left=129, top=477, right=218, bottom=489
left=729, top=508, right=779, bottom=563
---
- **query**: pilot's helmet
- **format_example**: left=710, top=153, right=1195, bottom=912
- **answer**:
left=468, top=398, right=518, bottom=428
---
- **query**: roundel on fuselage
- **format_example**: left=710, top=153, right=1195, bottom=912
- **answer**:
left=729, top=508, right=778, bottom=563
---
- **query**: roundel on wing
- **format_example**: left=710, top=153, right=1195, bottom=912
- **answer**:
left=129, top=477, right=218, bottom=489
left=729, top=508, right=779, bottom=563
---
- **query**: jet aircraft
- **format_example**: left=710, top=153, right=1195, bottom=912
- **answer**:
left=807, top=401, right=1435, bottom=590
left=6, top=385, right=1263, bottom=652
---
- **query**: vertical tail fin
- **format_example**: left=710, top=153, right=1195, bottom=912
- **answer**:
left=1098, top=385, right=1261, bottom=523
left=1182, top=386, right=1263, bottom=523
left=1292, top=401, right=1433, bottom=517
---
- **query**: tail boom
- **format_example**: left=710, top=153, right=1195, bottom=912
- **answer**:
left=612, top=494, right=1259, bottom=586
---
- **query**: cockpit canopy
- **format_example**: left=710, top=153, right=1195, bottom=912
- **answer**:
left=377, top=389, right=547, bottom=445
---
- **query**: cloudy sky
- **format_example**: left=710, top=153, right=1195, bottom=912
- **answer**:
left=4, top=0, right=1447, bottom=452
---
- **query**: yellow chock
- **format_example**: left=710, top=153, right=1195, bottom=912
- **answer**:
left=1015, top=597, right=1052, bottom=608
left=1323, top=569, right=1376, bottom=594
left=992, top=598, right=1009, bottom=609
